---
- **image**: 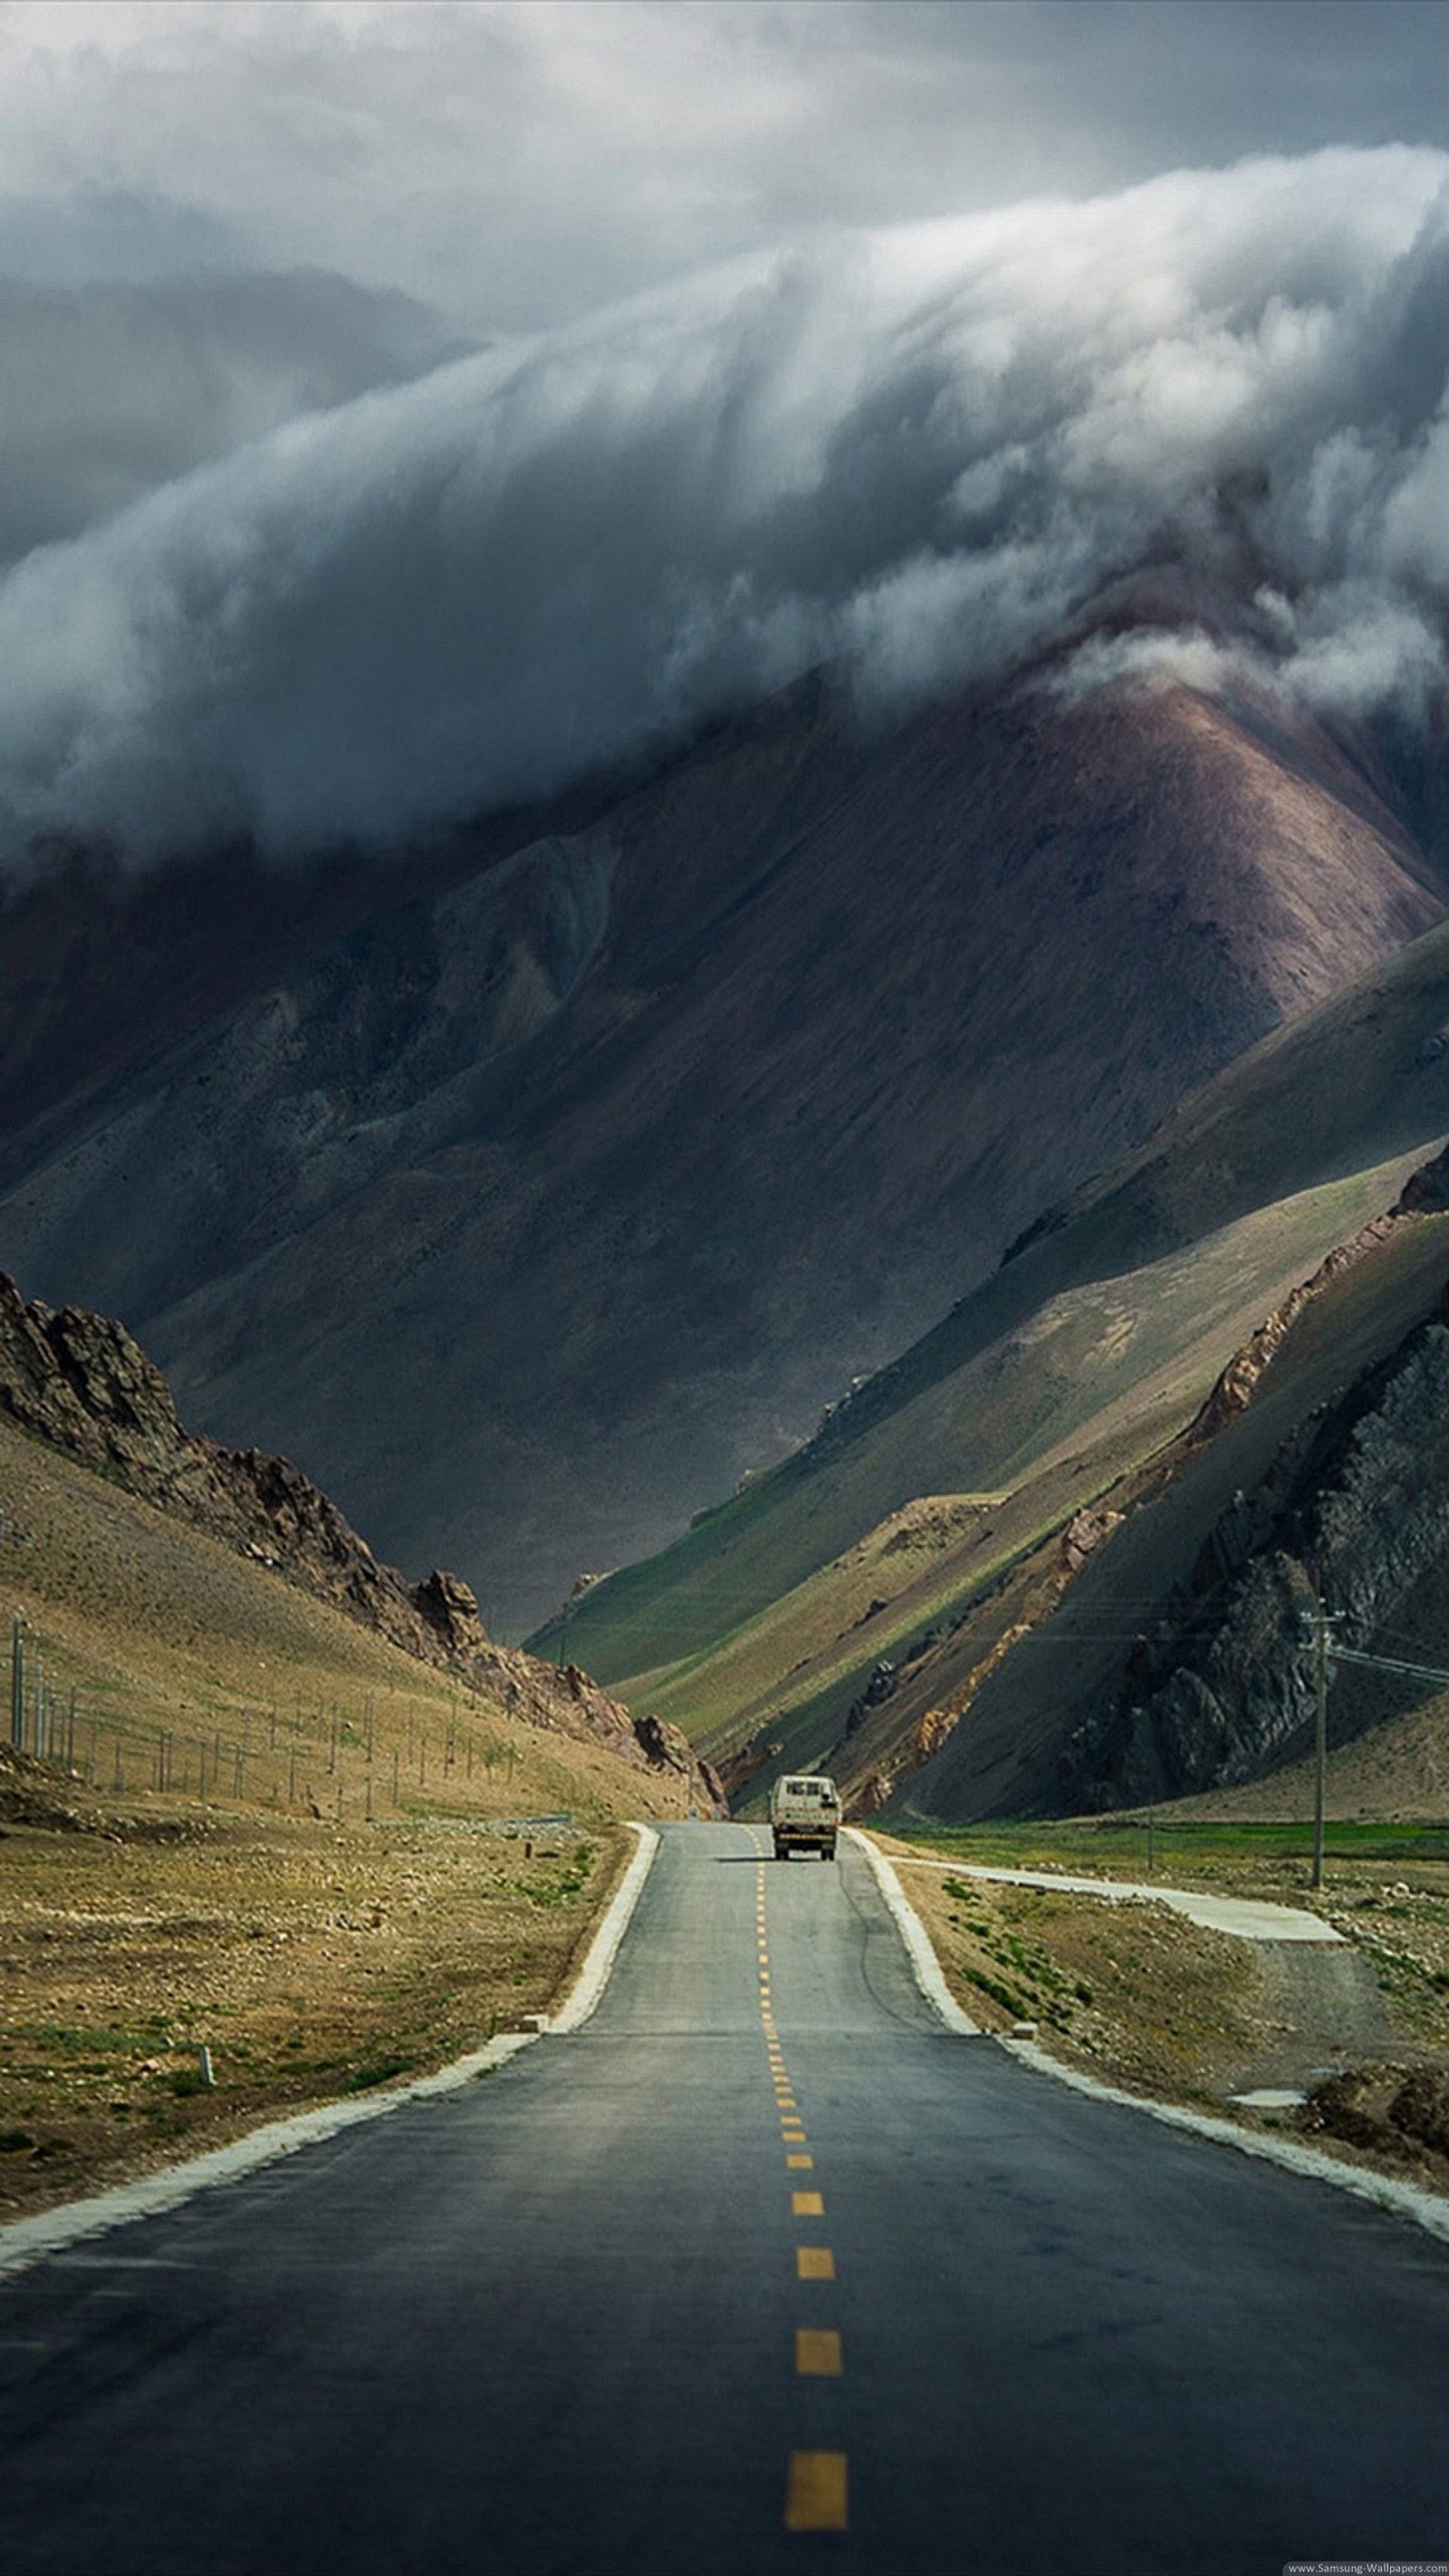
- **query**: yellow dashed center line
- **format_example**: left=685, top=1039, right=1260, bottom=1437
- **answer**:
left=796, top=2245, right=834, bottom=2280
left=753, top=1841, right=849, bottom=2536
left=784, top=2453, right=849, bottom=2533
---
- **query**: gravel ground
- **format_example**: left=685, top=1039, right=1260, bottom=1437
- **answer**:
left=0, top=1764, right=629, bottom=2221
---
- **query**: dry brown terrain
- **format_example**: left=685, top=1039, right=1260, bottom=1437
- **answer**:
left=0, top=1747, right=638, bottom=2223
left=0, top=1403, right=708, bottom=1834
left=900, top=1861, right=1265, bottom=2098
left=0, top=1392, right=691, bottom=2225
left=888, top=1836, right=1449, bottom=2201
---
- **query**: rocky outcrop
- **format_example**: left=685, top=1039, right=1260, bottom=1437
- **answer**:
left=0, top=1269, right=467, bottom=1660
left=1061, top=1286, right=1449, bottom=1805
left=631, top=1709, right=725, bottom=1802
left=835, top=1500, right=1126, bottom=1816
left=1186, top=1216, right=1398, bottom=1444
left=1394, top=1137, right=1449, bottom=1216
left=0, top=1273, right=726, bottom=1810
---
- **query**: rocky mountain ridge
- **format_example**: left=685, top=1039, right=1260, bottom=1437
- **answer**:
left=1060, top=1159, right=1449, bottom=1807
left=896, top=1151, right=1449, bottom=1822
left=0, top=1272, right=723, bottom=1808
left=556, top=890, right=1449, bottom=1826
left=3, top=661, right=1444, bottom=1631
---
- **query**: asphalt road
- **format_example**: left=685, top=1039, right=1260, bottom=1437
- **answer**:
left=2, top=1821, right=1448, bottom=2576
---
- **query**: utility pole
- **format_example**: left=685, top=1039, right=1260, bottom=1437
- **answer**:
left=1302, top=1600, right=1344, bottom=1890
left=1312, top=1613, right=1329, bottom=1890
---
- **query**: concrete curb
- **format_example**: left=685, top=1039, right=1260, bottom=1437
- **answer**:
left=548, top=1821, right=659, bottom=2033
left=853, top=1835, right=1449, bottom=2246
left=844, top=1827, right=979, bottom=2034
left=0, top=2033, right=538, bottom=2282
left=0, top=1821, right=659, bottom=2282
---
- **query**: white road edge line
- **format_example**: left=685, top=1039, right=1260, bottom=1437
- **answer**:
left=851, top=1834, right=1449, bottom=2248
left=0, top=1821, right=659, bottom=2282
left=996, top=2036, right=1449, bottom=2249
left=844, top=1827, right=979, bottom=2034
left=547, top=1821, right=659, bottom=2033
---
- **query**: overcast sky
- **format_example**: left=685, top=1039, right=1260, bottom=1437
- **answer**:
left=5, top=0, right=1449, bottom=869
left=4, top=1, right=1449, bottom=327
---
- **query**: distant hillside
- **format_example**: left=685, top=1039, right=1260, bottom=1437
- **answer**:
left=545, top=913, right=1449, bottom=1815
left=1051, top=1149, right=1449, bottom=1813
left=0, top=1274, right=722, bottom=1813
left=902, top=1187, right=1449, bottom=1824
left=1, top=661, right=1442, bottom=1631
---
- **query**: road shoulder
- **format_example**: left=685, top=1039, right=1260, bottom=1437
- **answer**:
left=857, top=1831, right=1449, bottom=2246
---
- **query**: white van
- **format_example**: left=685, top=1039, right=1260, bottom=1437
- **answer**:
left=770, top=1773, right=841, bottom=1860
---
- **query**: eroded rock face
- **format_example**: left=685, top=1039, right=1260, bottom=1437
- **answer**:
left=0, top=1272, right=727, bottom=1812
left=631, top=1710, right=724, bottom=1802
left=1063, top=1293, right=1449, bottom=1804
left=1186, top=1217, right=1396, bottom=1445
left=412, top=1569, right=491, bottom=1659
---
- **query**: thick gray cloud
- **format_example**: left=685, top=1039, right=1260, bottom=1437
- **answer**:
left=3, top=148, right=1449, bottom=869
left=0, top=270, right=474, bottom=567
left=4, top=5, right=1449, bottom=333
left=0, top=187, right=248, bottom=288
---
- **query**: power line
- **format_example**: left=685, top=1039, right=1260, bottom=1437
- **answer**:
left=1331, top=1643, right=1449, bottom=1690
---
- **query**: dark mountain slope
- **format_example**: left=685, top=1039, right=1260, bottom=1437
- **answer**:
left=898, top=1195, right=1449, bottom=1823
left=0, top=1270, right=720, bottom=1806
left=0, top=668, right=1442, bottom=1631
left=553, top=908, right=1449, bottom=1702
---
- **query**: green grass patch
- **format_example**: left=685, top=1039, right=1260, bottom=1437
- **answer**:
left=341, top=2055, right=414, bottom=2093
left=519, top=1841, right=596, bottom=1908
left=6, top=2022, right=151, bottom=2055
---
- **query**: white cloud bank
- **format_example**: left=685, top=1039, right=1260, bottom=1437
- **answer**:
left=6, top=146, right=1449, bottom=868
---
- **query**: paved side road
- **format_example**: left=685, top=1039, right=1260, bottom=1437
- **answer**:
left=1, top=1821, right=1447, bottom=2576
left=894, top=1851, right=1347, bottom=1941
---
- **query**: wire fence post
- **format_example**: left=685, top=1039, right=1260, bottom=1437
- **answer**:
left=1312, top=1615, right=1328, bottom=1890
left=10, top=1617, right=24, bottom=1751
